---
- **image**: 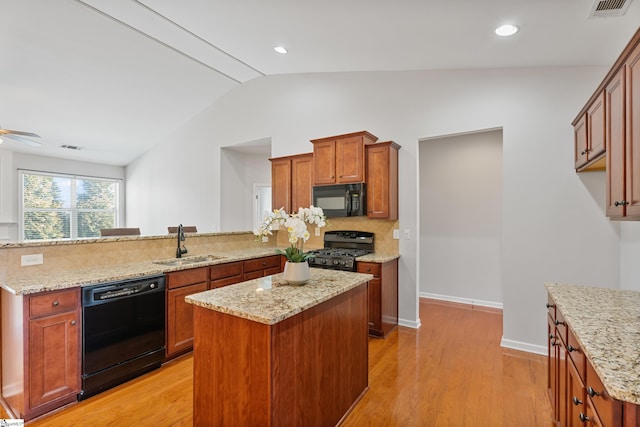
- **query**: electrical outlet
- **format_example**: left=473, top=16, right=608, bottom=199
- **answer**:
left=393, top=229, right=400, bottom=239
left=21, top=254, right=44, bottom=266
left=262, top=236, right=269, bottom=243
left=403, top=229, right=411, bottom=240
left=315, top=226, right=321, bottom=236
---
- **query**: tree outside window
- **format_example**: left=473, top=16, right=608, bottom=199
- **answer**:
left=21, top=171, right=120, bottom=241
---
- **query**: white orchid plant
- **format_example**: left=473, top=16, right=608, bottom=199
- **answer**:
left=254, top=206, right=327, bottom=263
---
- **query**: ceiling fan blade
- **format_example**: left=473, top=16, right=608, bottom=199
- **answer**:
left=2, top=133, right=42, bottom=147
left=0, top=129, right=41, bottom=138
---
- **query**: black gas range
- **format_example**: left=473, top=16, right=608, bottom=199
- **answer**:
left=307, top=230, right=374, bottom=271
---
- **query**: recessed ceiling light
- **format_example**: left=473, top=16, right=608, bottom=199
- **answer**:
left=274, top=46, right=288, bottom=54
left=495, top=24, right=519, bottom=37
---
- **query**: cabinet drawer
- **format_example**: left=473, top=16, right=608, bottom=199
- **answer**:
left=554, top=308, right=567, bottom=345
left=567, top=327, right=586, bottom=381
left=586, top=359, right=623, bottom=426
left=357, top=262, right=381, bottom=277
left=167, top=267, right=209, bottom=289
left=210, top=261, right=243, bottom=280
left=29, top=289, right=78, bottom=318
left=243, top=256, right=280, bottom=273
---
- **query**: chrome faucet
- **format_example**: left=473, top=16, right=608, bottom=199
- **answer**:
left=176, top=224, right=188, bottom=258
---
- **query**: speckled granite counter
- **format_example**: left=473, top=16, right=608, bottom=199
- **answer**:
left=356, top=253, right=399, bottom=263
left=186, top=268, right=373, bottom=325
left=545, top=282, right=640, bottom=405
left=1, top=248, right=278, bottom=295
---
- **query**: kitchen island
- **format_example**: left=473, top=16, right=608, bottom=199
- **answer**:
left=186, top=268, right=373, bottom=427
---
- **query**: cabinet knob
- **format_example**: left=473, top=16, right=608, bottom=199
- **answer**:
left=70, top=320, right=77, bottom=326
left=567, top=344, right=577, bottom=352
left=545, top=303, right=554, bottom=309
left=587, top=386, right=599, bottom=397
left=579, top=413, right=590, bottom=422
left=262, top=262, right=266, bottom=266
left=549, top=333, right=555, bottom=340
left=614, top=200, right=629, bottom=206
left=52, top=301, right=59, bottom=307
left=554, top=319, right=565, bottom=326
left=572, top=396, right=583, bottom=406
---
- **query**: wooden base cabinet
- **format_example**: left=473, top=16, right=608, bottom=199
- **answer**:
left=1, top=288, right=81, bottom=421
left=357, top=258, right=398, bottom=337
left=547, top=293, right=634, bottom=427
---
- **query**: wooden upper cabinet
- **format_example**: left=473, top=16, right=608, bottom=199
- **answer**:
left=606, top=67, right=626, bottom=218
left=271, top=157, right=291, bottom=212
left=625, top=42, right=640, bottom=219
left=366, top=141, right=400, bottom=220
left=291, top=154, right=314, bottom=211
left=574, top=113, right=588, bottom=169
left=271, top=153, right=313, bottom=212
left=311, top=131, right=378, bottom=185
left=587, top=92, right=607, bottom=163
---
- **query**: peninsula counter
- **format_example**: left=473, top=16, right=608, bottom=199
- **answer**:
left=186, top=268, right=373, bottom=427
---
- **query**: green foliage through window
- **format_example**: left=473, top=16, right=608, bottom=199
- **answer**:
left=21, top=171, right=120, bottom=241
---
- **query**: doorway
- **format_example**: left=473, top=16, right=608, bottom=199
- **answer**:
left=419, top=129, right=503, bottom=307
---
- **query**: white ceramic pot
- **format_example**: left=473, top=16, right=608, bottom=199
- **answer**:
left=282, top=261, right=310, bottom=285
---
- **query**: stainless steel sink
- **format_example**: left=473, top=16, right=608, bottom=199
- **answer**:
left=152, top=254, right=226, bottom=267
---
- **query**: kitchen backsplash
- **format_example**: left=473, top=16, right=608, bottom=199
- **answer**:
left=275, top=217, right=400, bottom=255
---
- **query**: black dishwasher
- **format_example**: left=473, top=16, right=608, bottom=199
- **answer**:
left=79, top=274, right=166, bottom=400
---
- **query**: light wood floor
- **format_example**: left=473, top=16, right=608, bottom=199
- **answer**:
left=21, top=298, right=553, bottom=426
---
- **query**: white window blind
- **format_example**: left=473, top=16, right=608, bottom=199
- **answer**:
left=20, top=171, right=120, bottom=241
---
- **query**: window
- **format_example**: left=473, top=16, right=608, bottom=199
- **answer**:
left=20, top=170, right=121, bottom=241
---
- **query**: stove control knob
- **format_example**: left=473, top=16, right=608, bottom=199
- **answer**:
left=320, top=259, right=327, bottom=264
left=333, top=259, right=340, bottom=265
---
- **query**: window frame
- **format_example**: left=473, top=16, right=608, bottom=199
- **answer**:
left=19, top=169, right=123, bottom=241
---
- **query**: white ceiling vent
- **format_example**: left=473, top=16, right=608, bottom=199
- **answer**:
left=589, top=0, right=633, bottom=17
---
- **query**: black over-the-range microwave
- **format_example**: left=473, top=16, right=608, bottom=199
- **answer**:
left=312, top=183, right=366, bottom=218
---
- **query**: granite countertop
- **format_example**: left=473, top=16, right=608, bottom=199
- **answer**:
left=1, top=248, right=278, bottom=295
left=545, top=282, right=640, bottom=405
left=186, top=268, right=373, bottom=325
left=356, top=253, right=399, bottom=263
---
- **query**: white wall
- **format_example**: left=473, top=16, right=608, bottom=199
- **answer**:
left=126, top=67, right=625, bottom=351
left=419, top=130, right=503, bottom=307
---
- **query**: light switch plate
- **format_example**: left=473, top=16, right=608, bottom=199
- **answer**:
left=21, top=254, right=44, bottom=266
left=393, top=229, right=400, bottom=239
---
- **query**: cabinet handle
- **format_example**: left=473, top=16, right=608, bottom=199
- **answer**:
left=52, top=301, right=59, bottom=307
left=549, top=333, right=555, bottom=339
left=554, top=319, right=565, bottom=326
left=579, top=413, right=590, bottom=422
left=70, top=320, right=76, bottom=326
left=545, top=303, right=554, bottom=308
left=262, top=262, right=266, bottom=266
left=587, top=387, right=599, bottom=397
left=551, top=340, right=559, bottom=347
left=614, top=200, right=629, bottom=206
left=567, top=344, right=577, bottom=352
left=572, top=396, right=583, bottom=406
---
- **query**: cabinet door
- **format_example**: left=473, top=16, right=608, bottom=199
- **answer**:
left=367, top=278, right=382, bottom=334
left=313, top=140, right=336, bottom=185
left=366, top=142, right=399, bottom=219
left=548, top=315, right=560, bottom=424
left=567, top=359, right=586, bottom=427
left=606, top=68, right=627, bottom=218
left=271, top=157, right=292, bottom=211
left=28, top=311, right=80, bottom=409
left=291, top=154, right=314, bottom=211
left=626, top=43, right=640, bottom=218
left=336, top=136, right=365, bottom=183
left=587, top=91, right=606, bottom=161
left=167, top=282, right=208, bottom=357
left=575, top=113, right=589, bottom=169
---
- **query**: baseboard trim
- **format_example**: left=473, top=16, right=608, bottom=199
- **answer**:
left=500, top=338, right=547, bottom=356
left=419, top=292, right=503, bottom=310
left=398, top=317, right=421, bottom=329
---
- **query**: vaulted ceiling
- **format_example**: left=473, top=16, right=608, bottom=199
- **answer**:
left=1, top=0, right=639, bottom=165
